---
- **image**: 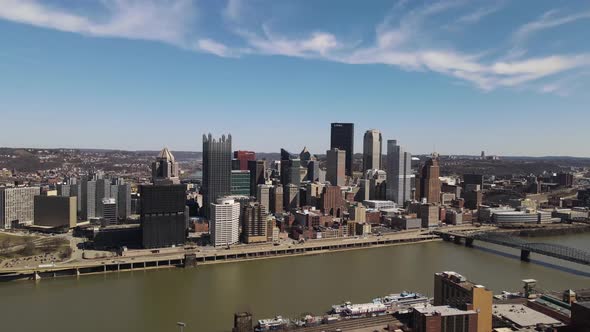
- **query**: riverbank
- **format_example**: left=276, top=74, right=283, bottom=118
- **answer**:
left=0, top=232, right=440, bottom=282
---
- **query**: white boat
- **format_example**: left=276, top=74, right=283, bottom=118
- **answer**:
left=255, top=316, right=289, bottom=331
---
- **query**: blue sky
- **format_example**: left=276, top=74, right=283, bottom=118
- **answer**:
left=1, top=0, right=590, bottom=156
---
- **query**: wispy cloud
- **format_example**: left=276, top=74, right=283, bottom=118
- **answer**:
left=0, top=0, right=588, bottom=94
left=0, top=0, right=197, bottom=45
left=513, top=10, right=590, bottom=44
left=457, top=3, right=504, bottom=24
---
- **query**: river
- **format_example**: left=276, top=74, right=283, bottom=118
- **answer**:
left=1, top=233, right=589, bottom=332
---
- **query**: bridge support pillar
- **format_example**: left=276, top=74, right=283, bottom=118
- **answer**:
left=465, top=238, right=474, bottom=248
left=453, top=236, right=462, bottom=245
left=521, top=250, right=531, bottom=262
left=442, top=234, right=451, bottom=242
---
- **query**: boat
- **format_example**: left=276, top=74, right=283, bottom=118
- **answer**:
left=331, top=301, right=352, bottom=314
left=373, top=291, right=430, bottom=308
left=255, top=316, right=290, bottom=331
left=343, top=303, right=388, bottom=318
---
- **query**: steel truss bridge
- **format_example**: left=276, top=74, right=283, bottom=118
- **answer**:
left=434, top=230, right=590, bottom=265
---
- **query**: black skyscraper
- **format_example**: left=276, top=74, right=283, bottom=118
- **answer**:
left=330, top=123, right=354, bottom=176
left=140, top=184, right=187, bottom=249
left=203, top=134, right=232, bottom=218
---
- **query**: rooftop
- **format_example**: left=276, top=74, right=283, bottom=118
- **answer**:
left=415, top=305, right=477, bottom=317
left=492, top=304, right=562, bottom=328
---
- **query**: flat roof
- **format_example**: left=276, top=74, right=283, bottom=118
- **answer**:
left=416, top=305, right=476, bottom=317
left=492, top=304, right=562, bottom=328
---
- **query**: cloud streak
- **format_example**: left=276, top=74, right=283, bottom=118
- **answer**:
left=0, top=0, right=589, bottom=94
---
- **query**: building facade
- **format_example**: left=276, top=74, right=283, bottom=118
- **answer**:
left=327, top=148, right=346, bottom=186
left=330, top=123, right=354, bottom=176
left=152, top=147, right=180, bottom=185
left=210, top=198, right=240, bottom=247
left=231, top=170, right=251, bottom=196
left=0, top=186, right=40, bottom=229
left=140, top=184, right=187, bottom=249
left=386, top=140, right=412, bottom=205
left=203, top=134, right=232, bottom=218
left=363, top=129, right=382, bottom=172
left=242, top=202, right=267, bottom=243
left=418, top=155, right=442, bottom=204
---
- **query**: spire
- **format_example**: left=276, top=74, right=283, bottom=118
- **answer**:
left=157, top=147, right=175, bottom=161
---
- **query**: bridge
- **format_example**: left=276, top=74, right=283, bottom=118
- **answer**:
left=433, top=230, right=590, bottom=265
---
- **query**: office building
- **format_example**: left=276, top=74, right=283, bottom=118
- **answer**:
left=0, top=186, right=40, bottom=229
left=463, top=174, right=484, bottom=188
left=231, top=170, right=251, bottom=196
left=248, top=160, right=266, bottom=197
left=117, top=182, right=131, bottom=220
left=95, top=177, right=113, bottom=218
left=242, top=202, right=267, bottom=244
left=326, top=148, right=346, bottom=186
left=257, top=184, right=271, bottom=212
left=320, top=186, right=345, bottom=217
left=306, top=160, right=320, bottom=182
left=279, top=149, right=302, bottom=187
left=203, top=134, right=232, bottom=218
left=34, top=195, right=76, bottom=229
left=80, top=176, right=97, bottom=220
left=434, top=271, right=493, bottom=332
left=284, top=184, right=300, bottom=211
left=102, top=198, right=117, bottom=225
left=421, top=204, right=439, bottom=228
left=363, top=129, right=382, bottom=171
left=418, top=155, right=441, bottom=204
left=386, top=140, right=412, bottom=205
left=152, top=147, right=180, bottom=185
left=140, top=184, right=187, bottom=249
left=413, top=306, right=478, bottom=332
left=210, top=198, right=240, bottom=247
left=233, top=150, right=256, bottom=171
left=330, top=123, right=354, bottom=176
left=270, top=185, right=284, bottom=214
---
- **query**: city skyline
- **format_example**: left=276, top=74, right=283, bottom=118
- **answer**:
left=2, top=1, right=590, bottom=156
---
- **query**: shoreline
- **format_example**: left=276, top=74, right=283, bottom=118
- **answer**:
left=0, top=235, right=441, bottom=282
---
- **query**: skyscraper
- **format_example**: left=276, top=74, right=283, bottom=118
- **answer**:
left=248, top=160, right=266, bottom=196
left=101, top=198, right=117, bottom=225
left=330, top=123, right=354, bottom=176
left=326, top=148, right=346, bottom=186
left=418, top=154, right=441, bottom=204
left=203, top=134, right=232, bottom=218
left=363, top=129, right=382, bottom=171
left=279, top=149, right=301, bottom=187
left=210, top=198, right=240, bottom=247
left=116, top=182, right=131, bottom=221
left=139, top=184, right=187, bottom=248
left=386, top=140, right=412, bottom=205
left=230, top=170, right=251, bottom=196
left=152, top=147, right=180, bottom=185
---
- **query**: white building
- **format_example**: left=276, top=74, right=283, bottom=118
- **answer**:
left=0, top=186, right=41, bottom=229
left=210, top=198, right=240, bottom=247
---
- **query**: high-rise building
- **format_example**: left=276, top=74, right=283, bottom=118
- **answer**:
left=463, top=174, right=484, bottom=188
left=284, top=184, right=300, bottom=211
left=386, top=140, right=412, bottom=205
left=34, top=195, right=76, bottom=228
left=102, top=198, right=117, bottom=225
left=241, top=202, right=267, bottom=244
left=434, top=271, right=493, bottom=332
left=231, top=170, right=251, bottom=196
left=326, top=148, right=346, bottom=186
left=257, top=184, right=271, bottom=212
left=95, top=177, right=113, bottom=218
left=270, top=185, right=284, bottom=214
left=320, top=186, right=345, bottom=217
left=248, top=160, right=266, bottom=197
left=306, top=160, right=320, bottom=182
left=330, top=123, right=354, bottom=176
left=0, top=187, right=40, bottom=229
left=117, top=182, right=131, bottom=220
left=233, top=151, right=256, bottom=171
left=140, top=184, right=187, bottom=249
left=210, top=198, right=240, bottom=247
left=152, top=147, right=180, bottom=185
left=203, top=134, right=232, bottom=218
left=418, top=155, right=441, bottom=204
left=80, top=176, right=96, bottom=220
left=363, top=129, right=382, bottom=171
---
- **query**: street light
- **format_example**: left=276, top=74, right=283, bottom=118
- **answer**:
left=177, top=322, right=186, bottom=332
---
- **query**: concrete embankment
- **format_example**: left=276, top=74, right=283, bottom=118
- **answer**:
left=0, top=235, right=440, bottom=282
